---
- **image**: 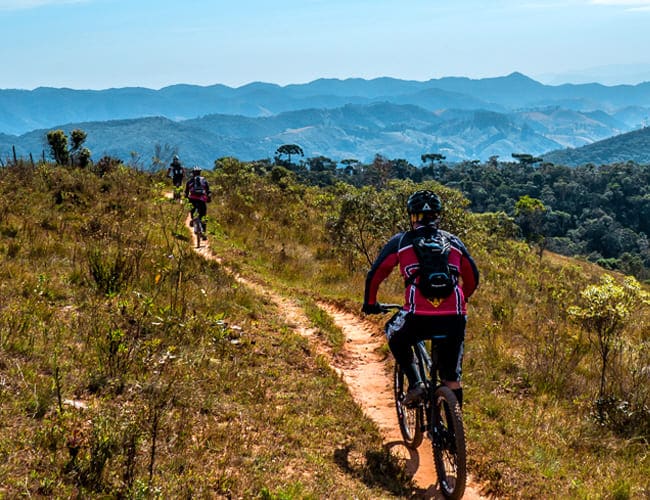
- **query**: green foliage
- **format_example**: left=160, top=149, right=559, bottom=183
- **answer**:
left=274, top=143, right=304, bottom=166
left=569, top=275, right=650, bottom=429
left=259, top=153, right=649, bottom=280
left=514, top=195, right=548, bottom=255
left=46, top=129, right=69, bottom=165
left=0, top=160, right=400, bottom=498
left=46, top=128, right=91, bottom=167
left=206, top=160, right=650, bottom=497
left=87, top=247, right=134, bottom=295
left=325, top=179, right=474, bottom=271
left=433, top=160, right=650, bottom=280
left=2, top=155, right=650, bottom=498
left=512, top=152, right=542, bottom=165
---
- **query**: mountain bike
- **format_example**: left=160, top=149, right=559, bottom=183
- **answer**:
left=191, top=213, right=204, bottom=248
left=380, top=304, right=466, bottom=499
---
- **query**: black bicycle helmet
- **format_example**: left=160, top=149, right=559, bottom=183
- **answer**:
left=407, top=190, right=442, bottom=215
left=407, top=190, right=442, bottom=227
left=192, top=165, right=201, bottom=174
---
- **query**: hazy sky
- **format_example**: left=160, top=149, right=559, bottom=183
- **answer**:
left=2, top=0, right=650, bottom=90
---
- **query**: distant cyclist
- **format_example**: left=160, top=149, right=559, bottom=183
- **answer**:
left=362, top=190, right=479, bottom=407
left=167, top=155, right=185, bottom=190
left=185, top=166, right=211, bottom=240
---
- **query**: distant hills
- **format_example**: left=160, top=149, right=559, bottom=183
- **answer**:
left=542, top=125, right=650, bottom=166
left=2, top=72, right=650, bottom=167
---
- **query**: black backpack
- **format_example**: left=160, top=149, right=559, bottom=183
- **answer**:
left=406, top=230, right=456, bottom=299
left=172, top=165, right=183, bottom=177
left=191, top=176, right=206, bottom=195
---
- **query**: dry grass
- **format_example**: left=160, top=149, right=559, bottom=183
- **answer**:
left=207, top=162, right=650, bottom=499
left=1, top=160, right=648, bottom=498
left=0, top=162, right=412, bottom=498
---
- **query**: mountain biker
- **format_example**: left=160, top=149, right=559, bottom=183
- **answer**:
left=362, top=190, right=479, bottom=408
left=167, top=155, right=185, bottom=189
left=185, top=166, right=211, bottom=240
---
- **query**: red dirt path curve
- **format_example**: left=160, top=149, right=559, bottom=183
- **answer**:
left=184, top=211, right=486, bottom=498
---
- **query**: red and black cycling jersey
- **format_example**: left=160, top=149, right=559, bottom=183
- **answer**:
left=364, top=226, right=479, bottom=316
left=185, top=176, right=210, bottom=202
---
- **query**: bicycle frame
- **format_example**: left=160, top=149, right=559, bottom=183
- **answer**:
left=383, top=304, right=467, bottom=499
left=192, top=214, right=203, bottom=248
left=413, top=338, right=442, bottom=430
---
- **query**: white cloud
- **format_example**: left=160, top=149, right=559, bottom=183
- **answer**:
left=0, top=0, right=88, bottom=10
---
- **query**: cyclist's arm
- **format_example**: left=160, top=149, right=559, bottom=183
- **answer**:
left=364, top=234, right=401, bottom=305
left=459, top=247, right=479, bottom=300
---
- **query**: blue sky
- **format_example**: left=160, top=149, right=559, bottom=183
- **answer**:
left=2, top=0, right=650, bottom=90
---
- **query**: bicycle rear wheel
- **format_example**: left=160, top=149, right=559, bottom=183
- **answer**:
left=193, top=218, right=202, bottom=247
left=431, top=386, right=466, bottom=499
left=393, top=363, right=423, bottom=449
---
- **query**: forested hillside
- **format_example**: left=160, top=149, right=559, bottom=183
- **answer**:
left=0, top=158, right=648, bottom=497
left=0, top=103, right=615, bottom=166
left=261, top=153, right=650, bottom=282
left=434, top=159, right=650, bottom=281
left=543, top=125, right=650, bottom=166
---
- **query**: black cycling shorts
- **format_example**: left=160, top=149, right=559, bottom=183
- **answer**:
left=387, top=313, right=466, bottom=383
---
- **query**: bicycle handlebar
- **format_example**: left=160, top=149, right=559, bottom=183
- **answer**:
left=378, top=303, right=402, bottom=313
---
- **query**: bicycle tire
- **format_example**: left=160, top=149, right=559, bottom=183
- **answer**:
left=193, top=218, right=202, bottom=248
left=431, top=386, right=466, bottom=499
left=393, top=363, right=423, bottom=449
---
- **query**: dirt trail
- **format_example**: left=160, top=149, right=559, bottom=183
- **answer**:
left=183, top=212, right=485, bottom=499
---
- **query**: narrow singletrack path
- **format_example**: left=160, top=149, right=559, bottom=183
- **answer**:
left=182, top=211, right=486, bottom=499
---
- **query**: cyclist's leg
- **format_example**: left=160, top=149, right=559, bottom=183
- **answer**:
left=436, top=315, right=467, bottom=408
left=198, top=201, right=207, bottom=235
left=387, top=312, right=422, bottom=390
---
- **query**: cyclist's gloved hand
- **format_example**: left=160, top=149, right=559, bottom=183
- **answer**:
left=362, top=302, right=382, bottom=315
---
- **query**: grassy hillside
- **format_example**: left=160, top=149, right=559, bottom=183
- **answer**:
left=0, top=163, right=410, bottom=498
left=206, top=158, right=650, bottom=498
left=1, top=159, right=648, bottom=498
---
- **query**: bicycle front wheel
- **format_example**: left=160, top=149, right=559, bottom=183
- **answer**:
left=393, top=363, right=423, bottom=449
left=431, top=386, right=466, bottom=499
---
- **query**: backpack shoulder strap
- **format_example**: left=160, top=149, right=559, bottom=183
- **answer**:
left=402, top=230, right=419, bottom=287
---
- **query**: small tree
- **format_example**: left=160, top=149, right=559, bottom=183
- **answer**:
left=46, top=128, right=91, bottom=167
left=69, top=129, right=91, bottom=168
left=512, top=153, right=542, bottom=166
left=69, top=129, right=87, bottom=152
left=274, top=144, right=304, bottom=166
left=306, top=155, right=336, bottom=172
left=421, top=153, right=448, bottom=180
left=46, top=129, right=70, bottom=165
left=421, top=153, right=445, bottom=166
left=568, top=275, right=650, bottom=411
